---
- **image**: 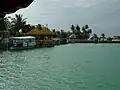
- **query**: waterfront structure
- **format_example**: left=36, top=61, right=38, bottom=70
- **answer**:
left=8, top=36, right=36, bottom=50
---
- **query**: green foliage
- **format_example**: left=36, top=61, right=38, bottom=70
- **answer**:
left=37, top=24, right=42, bottom=30
left=8, top=14, right=26, bottom=36
left=52, top=24, right=92, bottom=39
left=1, top=14, right=111, bottom=41
left=100, top=33, right=105, bottom=41
left=0, top=18, right=8, bottom=30
left=84, top=24, right=89, bottom=29
left=107, top=37, right=113, bottom=41
left=70, top=24, right=92, bottom=39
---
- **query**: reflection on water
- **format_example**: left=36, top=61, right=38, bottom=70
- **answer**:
left=0, top=44, right=120, bottom=90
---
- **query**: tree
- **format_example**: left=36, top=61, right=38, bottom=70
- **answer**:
left=93, top=34, right=98, bottom=38
left=81, top=26, right=86, bottom=36
left=101, top=33, right=105, bottom=41
left=56, top=30, right=61, bottom=36
left=81, top=25, right=92, bottom=39
left=86, top=29, right=92, bottom=39
left=0, top=17, right=15, bottom=37
left=67, top=31, right=72, bottom=36
left=37, top=24, right=42, bottom=30
left=52, top=29, right=56, bottom=33
left=71, top=24, right=75, bottom=31
left=1, top=17, right=12, bottom=30
left=60, top=29, right=68, bottom=38
left=31, top=25, right=35, bottom=29
left=93, top=34, right=99, bottom=42
left=76, top=25, right=80, bottom=32
left=75, top=25, right=82, bottom=39
left=82, top=26, right=86, bottom=32
left=11, top=14, right=26, bottom=25
left=84, top=24, right=89, bottom=30
left=81, top=26, right=87, bottom=39
left=0, top=17, right=9, bottom=30
left=61, top=29, right=64, bottom=33
left=88, top=29, right=92, bottom=34
left=23, top=24, right=32, bottom=33
left=70, top=25, right=75, bottom=33
left=107, top=37, right=112, bottom=41
left=10, top=14, right=27, bottom=36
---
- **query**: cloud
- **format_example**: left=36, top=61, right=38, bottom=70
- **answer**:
left=6, top=0, right=120, bottom=35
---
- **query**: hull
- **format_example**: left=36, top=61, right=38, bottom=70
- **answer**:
left=9, top=46, right=35, bottom=50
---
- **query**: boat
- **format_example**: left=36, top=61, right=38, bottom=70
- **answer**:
left=8, top=36, right=36, bottom=50
left=67, top=39, right=75, bottom=44
left=60, top=38, right=68, bottom=45
left=52, top=38, right=61, bottom=45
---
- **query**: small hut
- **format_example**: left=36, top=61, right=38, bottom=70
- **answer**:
left=26, top=28, right=42, bottom=36
left=26, top=27, right=56, bottom=47
left=26, top=27, right=56, bottom=39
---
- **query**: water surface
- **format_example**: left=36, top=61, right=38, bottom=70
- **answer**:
left=0, top=44, right=120, bottom=90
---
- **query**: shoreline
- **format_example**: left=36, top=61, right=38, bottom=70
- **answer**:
left=71, top=41, right=120, bottom=43
left=67, top=39, right=120, bottom=43
left=1, top=39, right=120, bottom=51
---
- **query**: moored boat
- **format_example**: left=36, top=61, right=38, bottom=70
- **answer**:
left=60, top=38, right=68, bottom=45
left=8, top=36, right=36, bottom=50
left=52, top=38, right=61, bottom=45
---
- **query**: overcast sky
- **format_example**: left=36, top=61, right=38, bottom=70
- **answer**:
left=6, top=0, right=120, bottom=36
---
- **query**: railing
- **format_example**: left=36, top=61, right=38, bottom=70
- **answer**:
left=36, top=39, right=55, bottom=47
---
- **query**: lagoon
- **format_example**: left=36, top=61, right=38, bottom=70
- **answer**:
left=0, top=43, right=120, bottom=90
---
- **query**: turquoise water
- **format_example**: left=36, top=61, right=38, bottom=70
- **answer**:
left=0, top=44, right=120, bottom=90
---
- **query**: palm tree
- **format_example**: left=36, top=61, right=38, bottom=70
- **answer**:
left=37, top=24, right=42, bottom=30
left=11, top=14, right=26, bottom=25
left=81, top=25, right=92, bottom=39
left=101, top=33, right=105, bottom=41
left=75, top=25, right=82, bottom=39
left=60, top=29, right=64, bottom=38
left=86, top=29, right=92, bottom=39
left=52, top=29, right=56, bottom=33
left=82, top=26, right=86, bottom=32
left=0, top=17, right=9, bottom=30
left=70, top=25, right=75, bottom=34
left=84, top=24, right=89, bottom=30
left=10, top=14, right=27, bottom=36
left=81, top=26, right=87, bottom=39
left=85, top=25, right=92, bottom=38
left=23, top=24, right=32, bottom=33
left=31, top=25, right=35, bottom=29
left=60, top=29, right=68, bottom=38
left=76, top=25, right=80, bottom=32
left=67, top=31, right=72, bottom=36
left=93, top=34, right=99, bottom=42
left=61, top=29, right=64, bottom=33
left=2, top=17, right=12, bottom=30
left=56, top=30, right=61, bottom=36
left=88, top=29, right=92, bottom=34
left=107, top=37, right=112, bottom=41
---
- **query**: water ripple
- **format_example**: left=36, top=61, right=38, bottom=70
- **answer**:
left=1, top=44, right=120, bottom=90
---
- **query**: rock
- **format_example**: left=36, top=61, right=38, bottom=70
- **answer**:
left=0, top=0, right=34, bottom=18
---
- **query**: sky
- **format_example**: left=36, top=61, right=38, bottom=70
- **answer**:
left=6, top=0, right=120, bottom=36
